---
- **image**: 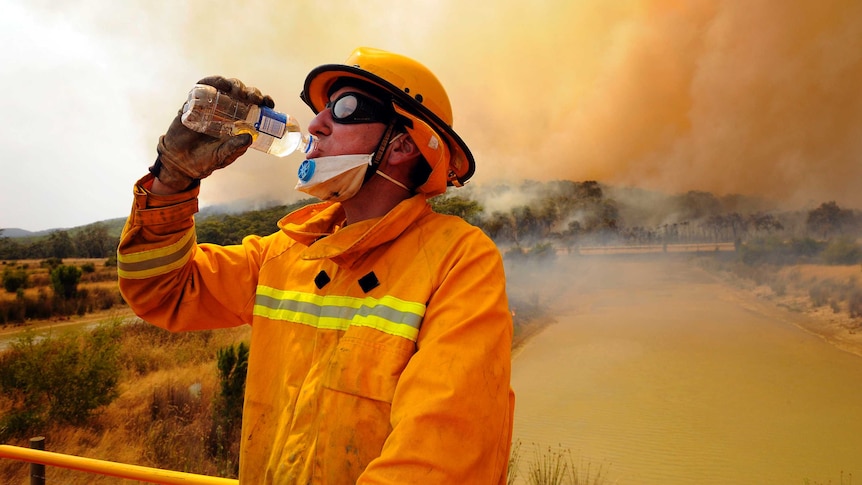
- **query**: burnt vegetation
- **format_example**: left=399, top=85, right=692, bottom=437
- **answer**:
left=2, top=181, right=860, bottom=265
left=2, top=180, right=860, bottom=327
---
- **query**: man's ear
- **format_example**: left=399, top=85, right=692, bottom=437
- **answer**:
left=387, top=134, right=421, bottom=166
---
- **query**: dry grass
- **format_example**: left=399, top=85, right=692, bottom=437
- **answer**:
left=0, top=320, right=250, bottom=484
left=0, top=258, right=118, bottom=304
left=697, top=258, right=862, bottom=357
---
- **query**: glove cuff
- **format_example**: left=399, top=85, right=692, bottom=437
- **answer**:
left=153, top=136, right=199, bottom=192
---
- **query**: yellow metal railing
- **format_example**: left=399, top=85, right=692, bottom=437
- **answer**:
left=0, top=443, right=238, bottom=485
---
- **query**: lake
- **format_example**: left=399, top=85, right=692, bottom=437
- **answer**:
left=509, top=256, right=862, bottom=484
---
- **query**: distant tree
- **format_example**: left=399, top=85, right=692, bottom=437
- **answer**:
left=48, top=230, right=75, bottom=259
left=725, top=212, right=747, bottom=243
left=74, top=223, right=113, bottom=258
left=578, top=180, right=604, bottom=200
left=0, top=233, right=22, bottom=260
left=532, top=198, right=559, bottom=238
left=555, top=219, right=583, bottom=253
left=482, top=211, right=516, bottom=243
left=748, top=213, right=784, bottom=234
left=806, top=201, right=854, bottom=239
left=674, top=191, right=723, bottom=221
left=511, top=206, right=538, bottom=244
left=430, top=195, right=484, bottom=225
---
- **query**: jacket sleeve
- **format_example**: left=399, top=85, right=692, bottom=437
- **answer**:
left=359, top=228, right=516, bottom=484
left=117, top=175, right=264, bottom=331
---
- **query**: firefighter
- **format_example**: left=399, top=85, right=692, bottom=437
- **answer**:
left=118, top=47, right=514, bottom=484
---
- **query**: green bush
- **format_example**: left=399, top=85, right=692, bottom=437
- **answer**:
left=51, top=264, right=82, bottom=299
left=208, top=341, right=249, bottom=477
left=2, top=267, right=27, bottom=293
left=81, top=262, right=96, bottom=273
left=0, top=324, right=122, bottom=440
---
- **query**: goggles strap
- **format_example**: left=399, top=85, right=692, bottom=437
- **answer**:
left=367, top=121, right=399, bottom=180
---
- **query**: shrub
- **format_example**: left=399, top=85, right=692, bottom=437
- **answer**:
left=209, top=341, right=250, bottom=477
left=515, top=442, right=610, bottom=485
left=81, top=262, right=96, bottom=273
left=0, top=324, right=122, bottom=439
left=789, top=238, right=823, bottom=259
left=2, top=267, right=27, bottom=293
left=50, top=264, right=82, bottom=299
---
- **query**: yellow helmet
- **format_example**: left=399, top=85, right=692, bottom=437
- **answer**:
left=300, top=47, right=475, bottom=196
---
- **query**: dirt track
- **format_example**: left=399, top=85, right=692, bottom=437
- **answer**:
left=0, top=308, right=137, bottom=349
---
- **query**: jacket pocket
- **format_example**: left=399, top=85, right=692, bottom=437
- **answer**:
left=322, top=333, right=414, bottom=402
left=316, top=334, right=412, bottom=482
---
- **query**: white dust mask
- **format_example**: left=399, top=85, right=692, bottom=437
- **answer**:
left=294, top=154, right=373, bottom=202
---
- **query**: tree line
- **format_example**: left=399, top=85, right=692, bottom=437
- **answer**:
left=1, top=181, right=860, bottom=261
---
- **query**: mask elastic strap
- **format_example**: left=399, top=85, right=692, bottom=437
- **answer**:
left=375, top=169, right=411, bottom=192
left=375, top=132, right=411, bottom=191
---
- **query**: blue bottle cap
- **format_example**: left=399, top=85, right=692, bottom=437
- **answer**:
left=298, top=159, right=315, bottom=182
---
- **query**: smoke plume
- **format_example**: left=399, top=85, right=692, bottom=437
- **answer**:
left=21, top=0, right=862, bottom=215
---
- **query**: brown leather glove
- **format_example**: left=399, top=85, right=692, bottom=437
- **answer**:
left=150, top=76, right=276, bottom=191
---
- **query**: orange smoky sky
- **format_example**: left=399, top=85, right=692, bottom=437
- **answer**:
left=9, top=0, right=861, bottom=230
left=188, top=0, right=862, bottom=211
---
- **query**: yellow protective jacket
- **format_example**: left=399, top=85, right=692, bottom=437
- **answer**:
left=117, top=175, right=515, bottom=484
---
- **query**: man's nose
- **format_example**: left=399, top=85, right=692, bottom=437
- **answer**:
left=307, top=108, right=332, bottom=137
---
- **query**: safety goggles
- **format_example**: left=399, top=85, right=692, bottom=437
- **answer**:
left=325, top=92, right=394, bottom=124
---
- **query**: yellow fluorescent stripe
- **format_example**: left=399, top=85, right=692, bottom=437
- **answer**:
left=256, top=286, right=426, bottom=315
left=253, top=305, right=352, bottom=331
left=118, top=230, right=195, bottom=264
left=253, top=287, right=425, bottom=340
left=117, top=231, right=195, bottom=279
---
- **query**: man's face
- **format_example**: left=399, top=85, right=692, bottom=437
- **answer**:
left=305, top=86, right=388, bottom=159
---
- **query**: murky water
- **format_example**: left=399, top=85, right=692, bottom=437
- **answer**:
left=509, top=257, right=862, bottom=485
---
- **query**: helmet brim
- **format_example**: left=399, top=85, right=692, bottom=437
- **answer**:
left=301, top=64, right=475, bottom=187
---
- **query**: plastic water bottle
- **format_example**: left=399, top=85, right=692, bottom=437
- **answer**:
left=181, top=84, right=315, bottom=157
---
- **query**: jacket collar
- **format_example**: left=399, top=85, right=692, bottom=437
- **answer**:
left=278, top=194, right=431, bottom=268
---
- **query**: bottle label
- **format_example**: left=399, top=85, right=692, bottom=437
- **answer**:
left=256, top=107, right=288, bottom=138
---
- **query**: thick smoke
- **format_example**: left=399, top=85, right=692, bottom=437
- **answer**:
left=22, top=0, right=862, bottom=213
